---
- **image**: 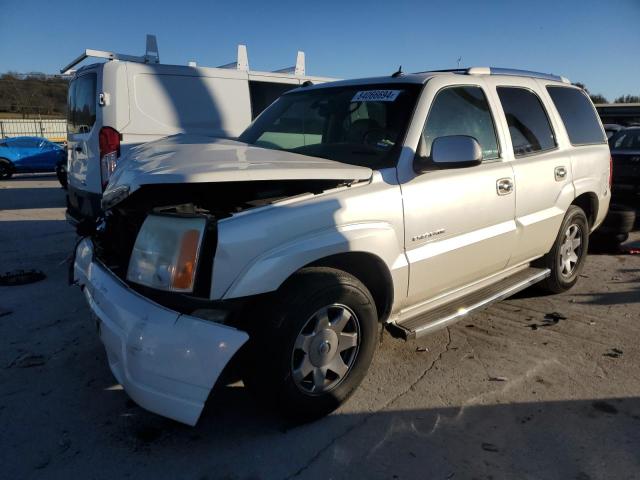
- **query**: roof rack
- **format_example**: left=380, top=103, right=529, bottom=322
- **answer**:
left=60, top=34, right=160, bottom=74
left=416, top=67, right=570, bottom=84
left=61, top=38, right=308, bottom=77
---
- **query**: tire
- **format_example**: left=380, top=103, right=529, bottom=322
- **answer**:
left=538, top=205, right=589, bottom=294
left=244, top=267, right=378, bottom=423
left=597, top=204, right=636, bottom=234
left=590, top=231, right=628, bottom=253
left=0, top=158, right=13, bottom=179
left=56, top=163, right=68, bottom=189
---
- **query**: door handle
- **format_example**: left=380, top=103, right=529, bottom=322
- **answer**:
left=554, top=166, right=567, bottom=181
left=496, top=178, right=514, bottom=195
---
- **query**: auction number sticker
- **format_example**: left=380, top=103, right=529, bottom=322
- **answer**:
left=351, top=90, right=401, bottom=102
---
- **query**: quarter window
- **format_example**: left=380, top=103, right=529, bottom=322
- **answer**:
left=547, top=86, right=606, bottom=145
left=497, top=87, right=556, bottom=156
left=423, top=86, right=499, bottom=160
left=67, top=73, right=97, bottom=134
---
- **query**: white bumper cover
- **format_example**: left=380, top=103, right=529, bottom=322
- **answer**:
left=74, top=238, right=249, bottom=426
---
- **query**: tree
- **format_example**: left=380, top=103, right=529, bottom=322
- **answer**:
left=614, top=95, right=640, bottom=104
left=589, top=94, right=608, bottom=104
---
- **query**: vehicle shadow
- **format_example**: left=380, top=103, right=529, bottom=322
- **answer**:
left=65, top=380, right=640, bottom=479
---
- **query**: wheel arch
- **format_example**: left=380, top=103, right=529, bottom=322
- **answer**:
left=572, top=192, right=598, bottom=229
left=306, top=251, right=394, bottom=323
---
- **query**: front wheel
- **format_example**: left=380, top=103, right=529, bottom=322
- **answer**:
left=538, top=205, right=589, bottom=293
left=0, top=158, right=13, bottom=179
left=244, top=267, right=378, bottom=423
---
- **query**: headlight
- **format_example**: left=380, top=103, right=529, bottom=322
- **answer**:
left=126, top=215, right=206, bottom=292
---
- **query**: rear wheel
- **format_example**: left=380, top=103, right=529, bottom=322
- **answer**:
left=244, top=267, right=378, bottom=423
left=56, top=163, right=68, bottom=189
left=539, top=205, right=589, bottom=293
left=0, top=158, right=13, bottom=179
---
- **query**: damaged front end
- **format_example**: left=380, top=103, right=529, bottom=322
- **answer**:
left=73, top=177, right=359, bottom=425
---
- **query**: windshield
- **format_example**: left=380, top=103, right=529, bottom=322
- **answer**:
left=238, top=83, right=422, bottom=168
left=609, top=129, right=640, bottom=150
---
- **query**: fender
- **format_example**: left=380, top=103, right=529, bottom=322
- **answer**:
left=220, top=221, right=407, bottom=301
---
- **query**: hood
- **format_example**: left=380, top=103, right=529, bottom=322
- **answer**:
left=104, top=135, right=372, bottom=205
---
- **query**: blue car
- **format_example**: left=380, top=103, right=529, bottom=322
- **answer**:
left=0, top=136, right=67, bottom=179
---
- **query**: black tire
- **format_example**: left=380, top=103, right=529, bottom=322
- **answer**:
left=597, top=204, right=636, bottom=234
left=538, top=205, right=589, bottom=294
left=0, top=158, right=13, bottom=179
left=56, top=163, right=68, bottom=189
left=244, top=267, right=378, bottom=423
left=589, top=231, right=628, bottom=253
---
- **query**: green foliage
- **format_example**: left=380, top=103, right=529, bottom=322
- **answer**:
left=0, top=73, right=68, bottom=118
left=614, top=94, right=640, bottom=104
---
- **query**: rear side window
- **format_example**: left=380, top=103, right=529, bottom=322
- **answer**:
left=67, top=73, right=97, bottom=134
left=497, top=87, right=556, bottom=156
left=249, top=81, right=298, bottom=119
left=547, top=87, right=605, bottom=145
left=423, top=86, right=500, bottom=160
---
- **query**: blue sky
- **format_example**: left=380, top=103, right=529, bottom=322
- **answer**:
left=0, top=0, right=638, bottom=100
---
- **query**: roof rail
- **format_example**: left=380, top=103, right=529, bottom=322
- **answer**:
left=60, top=34, right=160, bottom=74
left=467, top=67, right=570, bottom=84
left=413, top=67, right=570, bottom=84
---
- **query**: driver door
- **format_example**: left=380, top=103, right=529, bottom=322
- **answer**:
left=402, top=83, right=516, bottom=306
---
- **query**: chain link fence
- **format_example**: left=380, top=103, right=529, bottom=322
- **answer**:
left=0, top=118, right=67, bottom=143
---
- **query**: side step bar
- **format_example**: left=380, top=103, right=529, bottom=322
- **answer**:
left=392, top=267, right=550, bottom=339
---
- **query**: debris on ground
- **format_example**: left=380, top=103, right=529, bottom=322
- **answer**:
left=0, top=309, right=13, bottom=318
left=603, top=348, right=623, bottom=358
left=481, top=442, right=499, bottom=452
left=527, top=312, right=568, bottom=330
left=7, top=353, right=46, bottom=368
left=592, top=401, right=619, bottom=414
left=488, top=376, right=508, bottom=382
left=416, top=346, right=429, bottom=352
left=0, top=269, right=46, bottom=286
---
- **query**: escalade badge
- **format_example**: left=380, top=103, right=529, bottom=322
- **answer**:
left=412, top=229, right=445, bottom=242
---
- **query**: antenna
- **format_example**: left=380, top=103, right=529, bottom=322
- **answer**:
left=391, top=65, right=403, bottom=78
left=456, top=56, right=462, bottom=69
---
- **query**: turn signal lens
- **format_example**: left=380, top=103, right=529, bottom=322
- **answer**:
left=172, top=229, right=201, bottom=290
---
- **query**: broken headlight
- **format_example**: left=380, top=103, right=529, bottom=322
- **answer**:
left=126, top=214, right=206, bottom=293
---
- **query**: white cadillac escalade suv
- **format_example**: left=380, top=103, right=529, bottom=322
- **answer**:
left=73, top=67, right=611, bottom=426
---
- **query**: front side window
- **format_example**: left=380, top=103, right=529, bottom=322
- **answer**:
left=547, top=86, right=606, bottom=145
left=497, top=87, right=556, bottom=156
left=239, top=84, right=422, bottom=168
left=423, top=86, right=500, bottom=160
left=67, top=73, right=97, bottom=134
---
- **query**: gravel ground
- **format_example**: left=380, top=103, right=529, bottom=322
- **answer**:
left=1, top=175, right=639, bottom=480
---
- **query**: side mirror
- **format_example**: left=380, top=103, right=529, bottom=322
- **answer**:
left=414, top=135, right=483, bottom=173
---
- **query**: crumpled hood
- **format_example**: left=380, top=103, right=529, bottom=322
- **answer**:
left=105, top=134, right=373, bottom=201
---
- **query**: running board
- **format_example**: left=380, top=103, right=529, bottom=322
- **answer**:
left=391, top=267, right=550, bottom=339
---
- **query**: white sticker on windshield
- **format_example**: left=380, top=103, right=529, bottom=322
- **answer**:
left=351, top=90, right=401, bottom=102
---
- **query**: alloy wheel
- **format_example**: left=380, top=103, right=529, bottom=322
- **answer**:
left=291, top=304, right=360, bottom=395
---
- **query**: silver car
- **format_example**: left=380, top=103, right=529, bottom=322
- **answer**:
left=73, top=67, right=611, bottom=426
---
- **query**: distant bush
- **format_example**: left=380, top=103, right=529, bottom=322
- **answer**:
left=0, top=73, right=68, bottom=118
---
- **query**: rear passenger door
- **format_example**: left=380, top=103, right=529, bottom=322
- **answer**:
left=402, top=81, right=516, bottom=305
left=488, top=80, right=574, bottom=266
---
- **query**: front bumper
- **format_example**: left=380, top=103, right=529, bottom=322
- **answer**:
left=73, top=238, right=249, bottom=426
left=66, top=185, right=103, bottom=226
